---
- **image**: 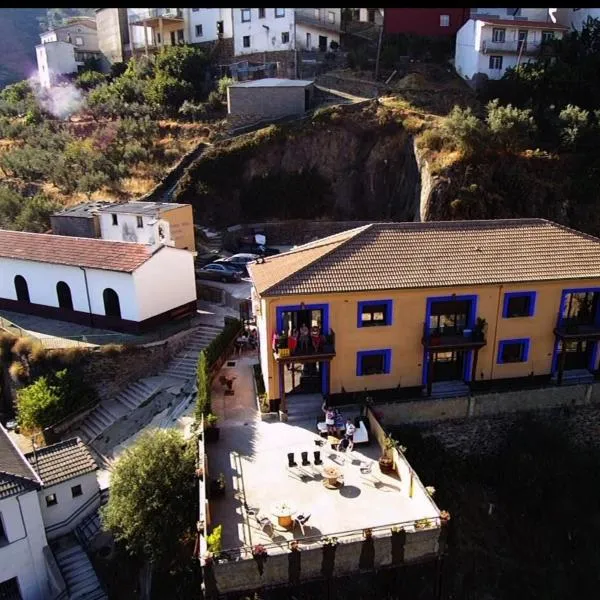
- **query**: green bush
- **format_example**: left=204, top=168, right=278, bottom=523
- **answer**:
left=558, top=104, right=591, bottom=151
left=486, top=99, right=537, bottom=152
left=206, top=524, right=222, bottom=554
left=418, top=128, right=450, bottom=152
left=17, top=368, right=97, bottom=431
left=442, top=105, right=486, bottom=157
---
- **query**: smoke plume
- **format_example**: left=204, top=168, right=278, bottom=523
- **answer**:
left=33, top=81, right=84, bottom=120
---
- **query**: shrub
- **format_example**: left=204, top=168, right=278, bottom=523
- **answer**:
left=206, top=524, right=223, bottom=554
left=217, top=76, right=234, bottom=98
left=418, top=128, right=449, bottom=152
left=76, top=70, right=108, bottom=91
left=207, top=90, right=223, bottom=111
left=558, top=104, right=591, bottom=151
left=195, top=350, right=211, bottom=419
left=442, top=105, right=486, bottom=157
left=485, top=99, right=537, bottom=152
left=178, top=100, right=207, bottom=122
left=9, top=361, right=28, bottom=383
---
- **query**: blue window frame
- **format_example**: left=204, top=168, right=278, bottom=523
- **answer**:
left=357, top=299, right=393, bottom=328
left=357, top=349, right=391, bottom=376
left=497, top=338, right=530, bottom=364
left=502, top=291, right=536, bottom=318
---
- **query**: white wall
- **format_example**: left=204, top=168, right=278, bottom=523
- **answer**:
left=257, top=296, right=270, bottom=394
left=233, top=8, right=294, bottom=56
left=557, top=8, right=600, bottom=31
left=186, top=8, right=233, bottom=42
left=470, top=8, right=551, bottom=22
left=0, top=257, right=139, bottom=321
left=133, top=246, right=197, bottom=320
left=455, top=20, right=479, bottom=80
left=98, top=212, right=173, bottom=248
left=36, top=42, right=77, bottom=89
left=295, top=23, right=340, bottom=51
left=0, top=492, right=49, bottom=600
left=38, top=473, right=100, bottom=540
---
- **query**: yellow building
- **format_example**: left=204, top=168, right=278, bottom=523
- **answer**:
left=248, top=219, right=600, bottom=409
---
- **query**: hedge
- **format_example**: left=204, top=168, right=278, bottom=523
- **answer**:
left=195, top=318, right=241, bottom=420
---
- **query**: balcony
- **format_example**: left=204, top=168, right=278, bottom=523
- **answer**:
left=482, top=40, right=542, bottom=55
left=554, top=316, right=600, bottom=340
left=295, top=9, right=341, bottom=33
left=421, top=322, right=487, bottom=351
left=273, top=329, right=336, bottom=362
left=129, top=8, right=184, bottom=26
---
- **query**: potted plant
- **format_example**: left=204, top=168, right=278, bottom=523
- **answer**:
left=252, top=544, right=269, bottom=576
left=378, top=433, right=396, bottom=474
left=206, top=524, right=222, bottom=555
left=204, top=413, right=220, bottom=442
left=209, top=472, right=226, bottom=498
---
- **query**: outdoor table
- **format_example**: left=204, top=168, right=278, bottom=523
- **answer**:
left=322, top=465, right=342, bottom=489
left=271, top=501, right=295, bottom=528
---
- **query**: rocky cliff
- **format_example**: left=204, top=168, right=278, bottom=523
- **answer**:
left=174, top=101, right=427, bottom=227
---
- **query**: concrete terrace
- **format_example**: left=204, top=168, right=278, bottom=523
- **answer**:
left=208, top=355, right=440, bottom=557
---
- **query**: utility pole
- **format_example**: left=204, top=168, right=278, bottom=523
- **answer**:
left=374, top=18, right=384, bottom=83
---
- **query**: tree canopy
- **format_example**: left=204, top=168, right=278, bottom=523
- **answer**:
left=101, top=429, right=197, bottom=565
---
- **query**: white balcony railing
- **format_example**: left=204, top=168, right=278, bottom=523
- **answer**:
left=482, top=40, right=542, bottom=55
left=295, top=9, right=341, bottom=32
left=129, top=8, right=183, bottom=24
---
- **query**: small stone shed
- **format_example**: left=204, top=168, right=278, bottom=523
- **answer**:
left=227, top=78, right=315, bottom=122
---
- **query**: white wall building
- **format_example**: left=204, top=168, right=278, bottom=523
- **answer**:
left=555, top=8, right=600, bottom=31
left=469, top=8, right=553, bottom=22
left=186, top=8, right=233, bottom=43
left=0, top=230, right=197, bottom=334
left=294, top=8, right=341, bottom=52
left=36, top=41, right=78, bottom=89
left=455, top=16, right=566, bottom=82
left=232, top=8, right=295, bottom=56
left=39, top=17, right=99, bottom=51
left=0, top=426, right=54, bottom=600
left=25, top=438, right=100, bottom=542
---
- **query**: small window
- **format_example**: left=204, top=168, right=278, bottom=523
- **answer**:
left=177, top=29, right=184, bottom=42
left=258, top=8, right=266, bottom=18
left=281, top=31, right=289, bottom=43
left=71, top=484, right=83, bottom=498
left=358, top=301, right=392, bottom=327
left=498, top=339, right=529, bottom=364
left=195, top=24, right=203, bottom=37
left=542, top=30, right=555, bottom=42
left=136, top=216, right=143, bottom=228
left=357, top=350, right=391, bottom=376
left=328, top=11, right=336, bottom=23
left=275, top=8, right=285, bottom=18
left=489, top=55, right=503, bottom=70
left=440, top=14, right=450, bottom=27
left=46, top=493, right=58, bottom=507
left=75, top=36, right=84, bottom=46
left=156, top=32, right=161, bottom=44
left=241, top=8, right=251, bottom=22
left=112, top=213, right=118, bottom=226
left=503, top=292, right=536, bottom=318
left=492, top=28, right=506, bottom=42
left=243, top=35, right=250, bottom=48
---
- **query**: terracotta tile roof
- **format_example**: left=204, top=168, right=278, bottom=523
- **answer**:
left=0, top=425, right=41, bottom=499
left=0, top=229, right=153, bottom=272
left=250, top=219, right=600, bottom=296
left=478, top=17, right=568, bottom=30
left=248, top=225, right=370, bottom=295
left=26, top=438, right=98, bottom=486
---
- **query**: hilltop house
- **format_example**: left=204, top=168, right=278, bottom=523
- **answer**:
left=36, top=17, right=101, bottom=88
left=0, top=230, right=197, bottom=333
left=384, top=8, right=470, bottom=37
left=51, top=201, right=196, bottom=251
left=455, top=14, right=566, bottom=82
left=248, top=219, right=600, bottom=409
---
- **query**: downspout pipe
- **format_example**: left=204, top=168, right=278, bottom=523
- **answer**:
left=79, top=266, right=94, bottom=327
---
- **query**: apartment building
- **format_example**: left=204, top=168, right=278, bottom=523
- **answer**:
left=249, top=219, right=600, bottom=408
left=455, top=14, right=566, bottom=81
left=36, top=17, right=101, bottom=88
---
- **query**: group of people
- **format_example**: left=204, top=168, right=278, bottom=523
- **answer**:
left=235, top=327, right=257, bottom=354
left=322, top=401, right=356, bottom=452
left=273, top=324, right=325, bottom=355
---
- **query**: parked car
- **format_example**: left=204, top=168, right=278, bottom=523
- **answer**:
left=214, top=253, right=259, bottom=276
left=238, top=243, right=280, bottom=257
left=196, top=251, right=223, bottom=268
left=214, top=258, right=249, bottom=276
left=196, top=263, right=242, bottom=283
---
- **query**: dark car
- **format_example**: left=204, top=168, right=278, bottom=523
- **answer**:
left=196, top=263, right=242, bottom=283
left=238, top=243, right=280, bottom=257
left=214, top=253, right=259, bottom=276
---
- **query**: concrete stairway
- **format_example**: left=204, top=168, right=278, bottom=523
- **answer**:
left=423, top=380, right=470, bottom=399
left=286, top=393, right=325, bottom=425
left=75, top=323, right=224, bottom=443
left=53, top=541, right=107, bottom=600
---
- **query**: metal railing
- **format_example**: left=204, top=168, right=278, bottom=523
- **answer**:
left=129, top=8, right=183, bottom=23
left=295, top=9, right=341, bottom=32
left=482, top=40, right=542, bottom=54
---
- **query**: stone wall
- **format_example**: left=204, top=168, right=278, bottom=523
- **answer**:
left=376, top=382, right=600, bottom=457
left=207, top=527, right=440, bottom=596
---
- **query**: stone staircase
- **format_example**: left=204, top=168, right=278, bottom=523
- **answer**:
left=286, top=393, right=325, bottom=425
left=423, top=380, right=470, bottom=399
left=74, top=323, right=224, bottom=444
left=53, top=540, right=107, bottom=600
